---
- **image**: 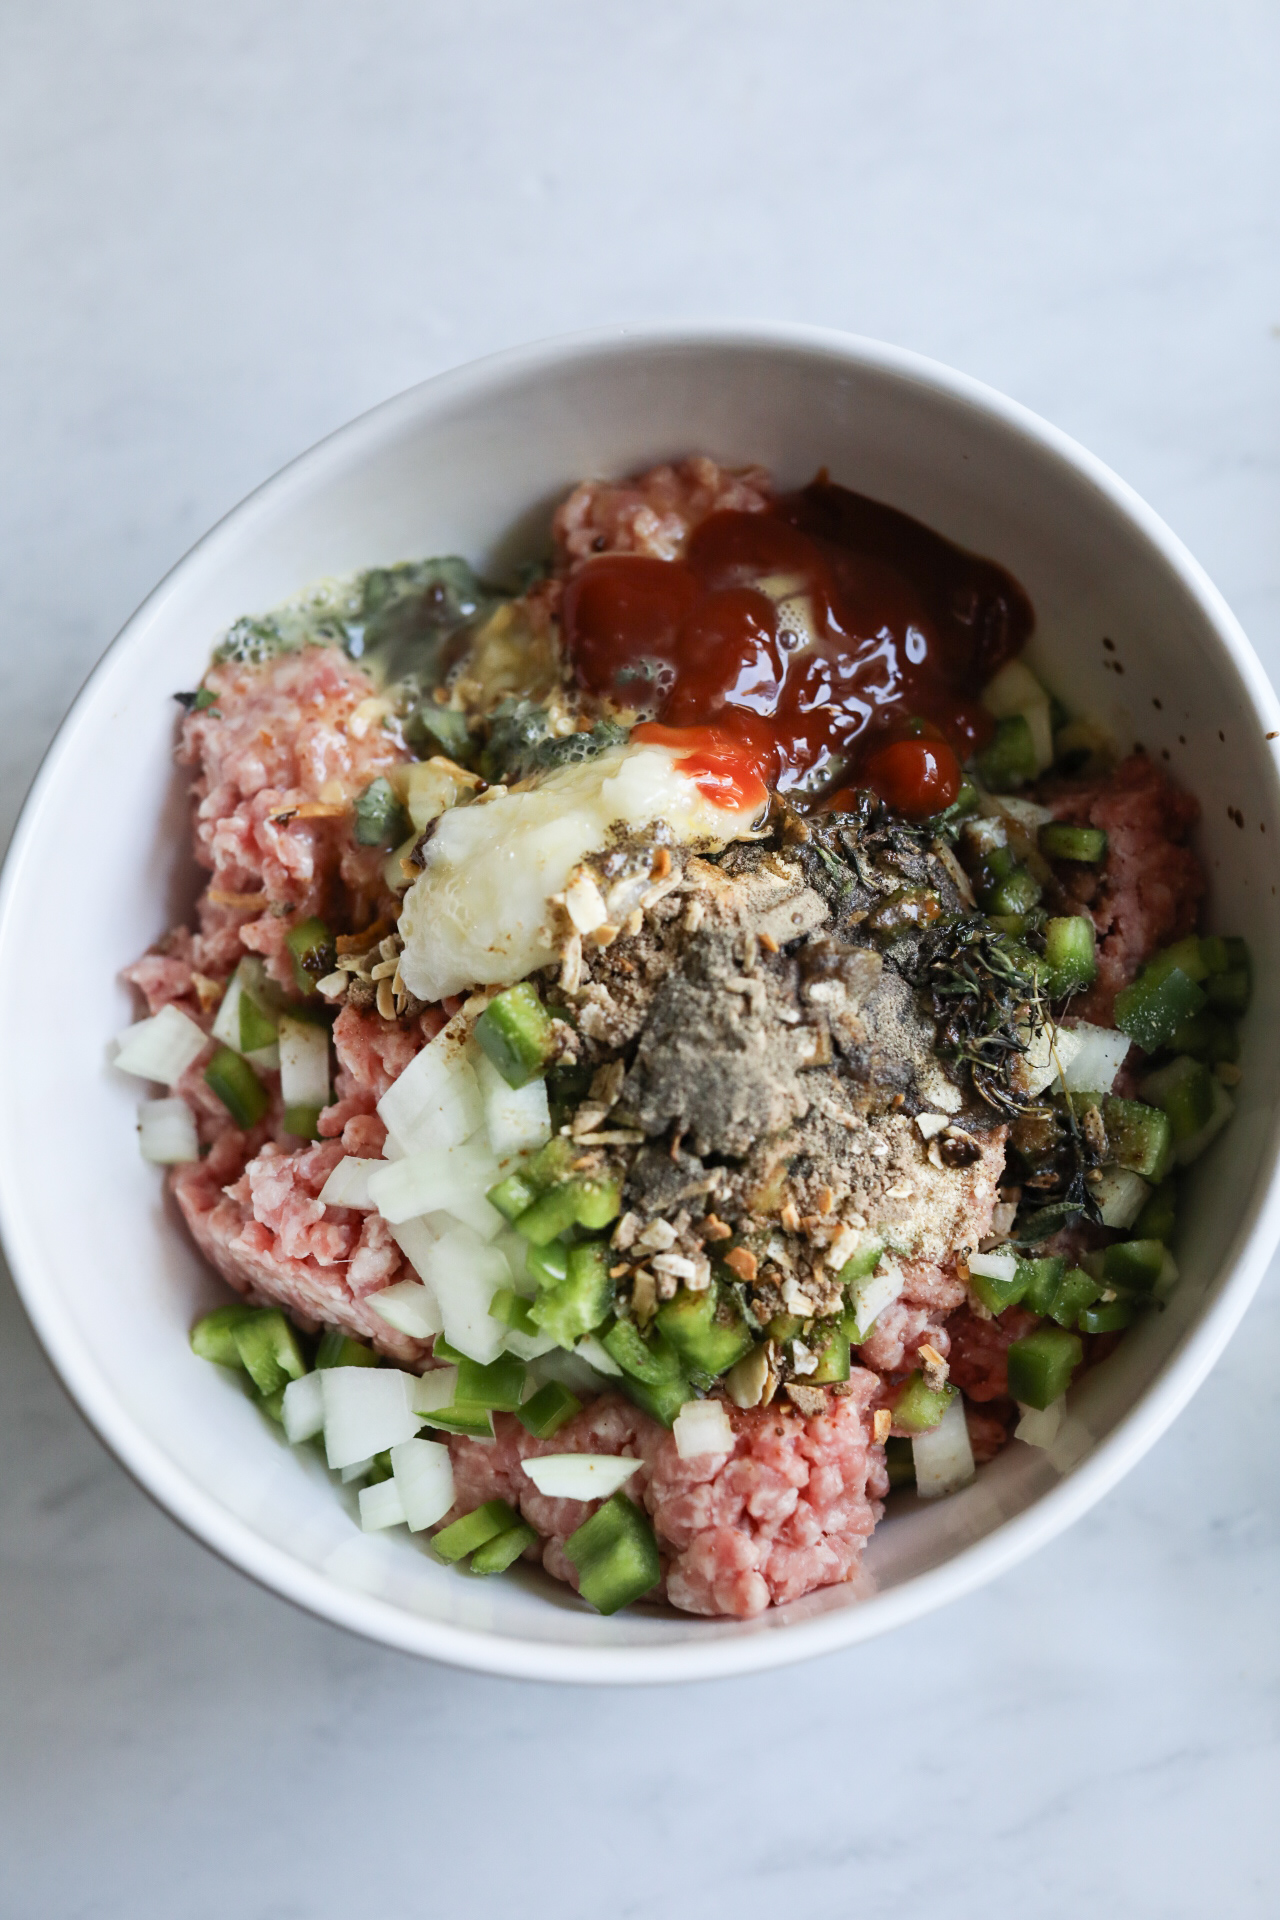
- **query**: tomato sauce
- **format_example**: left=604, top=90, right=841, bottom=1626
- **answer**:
left=561, top=476, right=1033, bottom=818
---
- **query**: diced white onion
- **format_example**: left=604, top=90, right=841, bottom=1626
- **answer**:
left=673, top=1399, right=734, bottom=1460
left=210, top=972, right=245, bottom=1051
left=366, top=1134, right=499, bottom=1230
left=387, top=1214, right=444, bottom=1280
left=1093, top=1166, right=1150, bottom=1231
left=340, top=1456, right=374, bottom=1484
left=278, top=1015, right=331, bottom=1108
left=474, top=1048, right=552, bottom=1158
left=967, top=1249, right=1019, bottom=1284
left=501, top=1324, right=559, bottom=1362
left=137, top=1096, right=199, bottom=1164
left=114, top=1003, right=208, bottom=1086
left=1175, top=1078, right=1234, bottom=1166
left=521, top=1453, right=641, bottom=1500
left=377, top=1015, right=483, bottom=1156
left=319, top=1366, right=424, bottom=1470
left=1056, top=1022, right=1130, bottom=1095
left=1015, top=1398, right=1063, bottom=1449
left=574, top=1333, right=623, bottom=1377
left=411, top=1366, right=459, bottom=1413
left=390, top=1437, right=455, bottom=1532
left=1014, top=1021, right=1082, bottom=1099
left=911, top=1394, right=976, bottom=1499
left=359, top=1478, right=407, bottom=1531
left=368, top=1279, right=443, bottom=1339
left=281, top=1371, right=325, bottom=1444
left=416, top=1225, right=511, bottom=1363
left=318, top=1156, right=382, bottom=1209
left=524, top=1349, right=612, bottom=1396
left=846, top=1256, right=904, bottom=1342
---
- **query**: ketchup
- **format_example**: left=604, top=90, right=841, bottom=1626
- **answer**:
left=560, top=476, right=1033, bottom=816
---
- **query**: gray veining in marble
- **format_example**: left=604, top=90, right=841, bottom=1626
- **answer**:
left=2, top=5, right=1279, bottom=1915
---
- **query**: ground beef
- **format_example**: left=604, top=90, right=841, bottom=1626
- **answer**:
left=172, top=1133, right=427, bottom=1366
left=1047, top=753, right=1203, bottom=1024
left=946, top=1303, right=1039, bottom=1402
left=444, top=1379, right=884, bottom=1619
left=175, top=644, right=409, bottom=989
left=553, top=456, right=771, bottom=568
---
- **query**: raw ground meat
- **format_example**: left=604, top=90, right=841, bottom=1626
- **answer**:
left=173, top=644, right=409, bottom=991
left=445, top=1380, right=885, bottom=1619
left=554, top=456, right=772, bottom=569
left=946, top=1303, right=1040, bottom=1402
left=1048, top=753, right=1203, bottom=1024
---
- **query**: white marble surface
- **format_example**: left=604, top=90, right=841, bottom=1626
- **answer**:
left=3, top=4, right=1280, bottom=1913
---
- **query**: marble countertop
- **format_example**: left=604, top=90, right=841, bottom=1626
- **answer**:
left=3, top=6, right=1279, bottom=1914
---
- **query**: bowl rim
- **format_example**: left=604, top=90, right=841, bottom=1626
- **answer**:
left=5, top=319, right=1280, bottom=1685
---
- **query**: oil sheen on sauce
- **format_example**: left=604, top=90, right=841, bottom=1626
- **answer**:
left=561, top=477, right=1034, bottom=819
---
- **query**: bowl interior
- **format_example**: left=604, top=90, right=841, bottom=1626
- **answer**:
left=4, top=329, right=1279, bottom=1680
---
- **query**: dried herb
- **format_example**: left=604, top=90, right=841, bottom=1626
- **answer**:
left=907, top=917, right=1049, bottom=1115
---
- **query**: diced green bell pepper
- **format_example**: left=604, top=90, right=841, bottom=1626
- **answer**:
left=474, top=982, right=556, bottom=1089
left=418, top=1403, right=495, bottom=1438
left=1045, top=1267, right=1102, bottom=1329
left=469, top=1520, right=539, bottom=1574
left=285, top=916, right=336, bottom=995
left=190, top=1303, right=256, bottom=1367
left=986, top=863, right=1043, bottom=917
left=1041, top=915, right=1097, bottom=997
left=891, top=1371, right=957, bottom=1433
left=485, top=1169, right=540, bottom=1223
left=487, top=1288, right=541, bottom=1337
left=353, top=776, right=409, bottom=847
left=968, top=1262, right=1028, bottom=1314
left=1139, top=1055, right=1214, bottom=1143
left=1006, top=1326, right=1082, bottom=1409
left=529, top=1241, right=615, bottom=1348
left=836, top=1236, right=885, bottom=1285
left=315, top=1329, right=378, bottom=1369
left=1038, top=823, right=1108, bottom=863
left=238, top=988, right=278, bottom=1055
left=432, top=1500, right=519, bottom=1564
left=515, top=1380, right=582, bottom=1439
left=432, top=1337, right=468, bottom=1363
left=807, top=1321, right=851, bottom=1384
left=515, top=1172, right=622, bottom=1243
left=563, top=1494, right=661, bottom=1614
left=603, top=1319, right=690, bottom=1426
left=283, top=1104, right=323, bottom=1140
left=232, top=1309, right=307, bottom=1396
left=1166, top=1011, right=1239, bottom=1064
left=524, top=1240, right=569, bottom=1289
left=204, top=1045, right=269, bottom=1128
left=1017, top=1256, right=1066, bottom=1315
left=655, top=1280, right=753, bottom=1378
left=1146, top=936, right=1212, bottom=985
left=1114, top=965, right=1206, bottom=1054
left=977, top=713, right=1039, bottom=790
left=1078, top=1299, right=1136, bottom=1334
left=767, top=1312, right=806, bottom=1344
left=1133, top=1177, right=1177, bottom=1244
left=1101, top=1096, right=1173, bottom=1182
left=1100, top=1238, right=1166, bottom=1294
left=1205, top=967, right=1251, bottom=1016
left=365, top=1449, right=394, bottom=1485
left=455, top=1351, right=527, bottom=1412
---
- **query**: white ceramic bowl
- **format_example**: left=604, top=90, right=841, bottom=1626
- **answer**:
left=5, top=324, right=1279, bottom=1684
